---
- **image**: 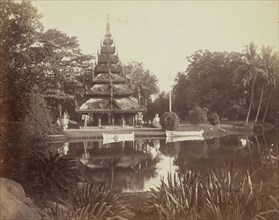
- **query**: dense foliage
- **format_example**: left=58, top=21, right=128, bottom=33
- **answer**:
left=188, top=107, right=208, bottom=125
left=20, top=149, right=84, bottom=199
left=0, top=1, right=93, bottom=197
left=48, top=184, right=133, bottom=220
left=146, top=92, right=169, bottom=120
left=173, top=51, right=244, bottom=119
left=23, top=91, right=62, bottom=139
left=160, top=112, right=180, bottom=131
left=124, top=61, right=159, bottom=106
left=172, top=47, right=278, bottom=124
left=0, top=0, right=93, bottom=144
left=145, top=167, right=279, bottom=220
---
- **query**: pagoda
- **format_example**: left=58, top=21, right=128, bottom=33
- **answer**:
left=77, top=15, right=145, bottom=127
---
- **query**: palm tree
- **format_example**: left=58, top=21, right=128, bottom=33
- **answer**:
left=260, top=46, right=277, bottom=123
left=254, top=72, right=269, bottom=123
left=233, top=42, right=266, bottom=124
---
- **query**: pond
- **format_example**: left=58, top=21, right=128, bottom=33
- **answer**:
left=56, top=129, right=278, bottom=193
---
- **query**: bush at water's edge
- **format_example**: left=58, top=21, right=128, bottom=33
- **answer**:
left=160, top=112, right=180, bottom=131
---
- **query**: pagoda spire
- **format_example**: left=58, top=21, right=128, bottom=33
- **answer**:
left=106, top=13, right=111, bottom=36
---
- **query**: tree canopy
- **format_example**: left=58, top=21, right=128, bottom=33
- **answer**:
left=0, top=0, right=43, bottom=120
left=123, top=61, right=159, bottom=106
left=173, top=50, right=244, bottom=119
left=172, top=45, right=278, bottom=123
left=0, top=0, right=93, bottom=138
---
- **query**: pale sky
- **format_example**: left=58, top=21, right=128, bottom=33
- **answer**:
left=33, top=0, right=278, bottom=92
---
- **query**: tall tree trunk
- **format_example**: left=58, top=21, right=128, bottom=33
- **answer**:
left=262, top=88, right=274, bottom=123
left=254, top=85, right=264, bottom=123
left=245, top=78, right=255, bottom=124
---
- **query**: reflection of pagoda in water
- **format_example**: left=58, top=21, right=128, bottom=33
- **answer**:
left=77, top=15, right=145, bottom=127
left=67, top=139, right=161, bottom=192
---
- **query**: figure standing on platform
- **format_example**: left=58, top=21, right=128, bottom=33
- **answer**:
left=61, top=112, right=69, bottom=130
left=136, top=112, right=144, bottom=128
left=152, top=113, right=160, bottom=128
left=82, top=114, right=90, bottom=128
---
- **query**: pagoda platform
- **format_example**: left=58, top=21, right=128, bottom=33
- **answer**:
left=49, top=127, right=165, bottom=142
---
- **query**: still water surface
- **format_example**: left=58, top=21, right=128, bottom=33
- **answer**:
left=57, top=129, right=278, bottom=193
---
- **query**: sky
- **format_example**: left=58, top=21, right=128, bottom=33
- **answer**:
left=32, top=0, right=278, bottom=92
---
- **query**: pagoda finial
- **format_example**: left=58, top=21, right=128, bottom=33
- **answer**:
left=106, top=13, right=110, bottom=35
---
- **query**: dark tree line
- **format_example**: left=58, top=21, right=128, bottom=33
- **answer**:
left=172, top=44, right=278, bottom=124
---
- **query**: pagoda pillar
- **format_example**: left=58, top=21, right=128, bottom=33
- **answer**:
left=108, top=113, right=111, bottom=124
left=121, top=114, right=125, bottom=127
left=112, top=114, right=115, bottom=125
left=97, top=115, right=102, bottom=127
left=132, top=115, right=135, bottom=126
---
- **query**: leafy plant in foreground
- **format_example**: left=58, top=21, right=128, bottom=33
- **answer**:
left=20, top=149, right=84, bottom=198
left=48, top=183, right=134, bottom=220
left=144, top=170, right=204, bottom=220
left=144, top=164, right=279, bottom=220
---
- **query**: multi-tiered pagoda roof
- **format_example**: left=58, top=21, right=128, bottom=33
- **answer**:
left=77, top=15, right=145, bottom=126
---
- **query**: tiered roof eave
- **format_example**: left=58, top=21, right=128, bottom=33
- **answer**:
left=77, top=15, right=146, bottom=115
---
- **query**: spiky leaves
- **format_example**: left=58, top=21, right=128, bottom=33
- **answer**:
left=20, top=149, right=84, bottom=198
left=145, top=166, right=279, bottom=220
left=48, top=184, right=133, bottom=220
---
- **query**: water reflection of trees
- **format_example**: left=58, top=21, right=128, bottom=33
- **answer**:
left=159, top=140, right=181, bottom=158
left=170, top=130, right=278, bottom=189
left=58, top=130, right=278, bottom=193
left=235, top=132, right=278, bottom=186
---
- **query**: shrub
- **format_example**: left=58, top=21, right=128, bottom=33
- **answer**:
left=20, top=149, right=84, bottom=199
left=144, top=167, right=279, bottom=220
left=48, top=184, right=134, bottom=220
left=188, top=107, right=207, bottom=125
left=24, top=92, right=62, bottom=140
left=160, top=112, right=180, bottom=130
left=207, top=111, right=220, bottom=126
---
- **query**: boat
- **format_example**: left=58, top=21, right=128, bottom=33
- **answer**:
left=166, top=130, right=204, bottom=137
left=103, top=132, right=134, bottom=144
left=165, top=130, right=204, bottom=143
left=166, top=135, right=204, bottom=143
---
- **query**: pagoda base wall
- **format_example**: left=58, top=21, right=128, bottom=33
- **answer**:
left=81, top=113, right=136, bottom=127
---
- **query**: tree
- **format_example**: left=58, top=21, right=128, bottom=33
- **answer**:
left=147, top=92, right=169, bottom=119
left=233, top=42, right=266, bottom=124
left=172, top=72, right=192, bottom=118
left=38, top=29, right=93, bottom=96
left=0, top=0, right=93, bottom=141
left=123, top=61, right=159, bottom=106
left=253, top=70, right=270, bottom=123
left=0, top=0, right=43, bottom=121
left=37, top=29, right=94, bottom=120
left=23, top=89, right=61, bottom=139
left=172, top=50, right=243, bottom=119
left=260, top=46, right=277, bottom=123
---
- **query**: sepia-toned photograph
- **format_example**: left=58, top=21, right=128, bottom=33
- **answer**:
left=0, top=0, right=278, bottom=219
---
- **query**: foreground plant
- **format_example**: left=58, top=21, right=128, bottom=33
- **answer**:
left=144, top=165, right=279, bottom=220
left=20, top=149, right=84, bottom=199
left=145, top=170, right=204, bottom=220
left=48, top=183, right=134, bottom=220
